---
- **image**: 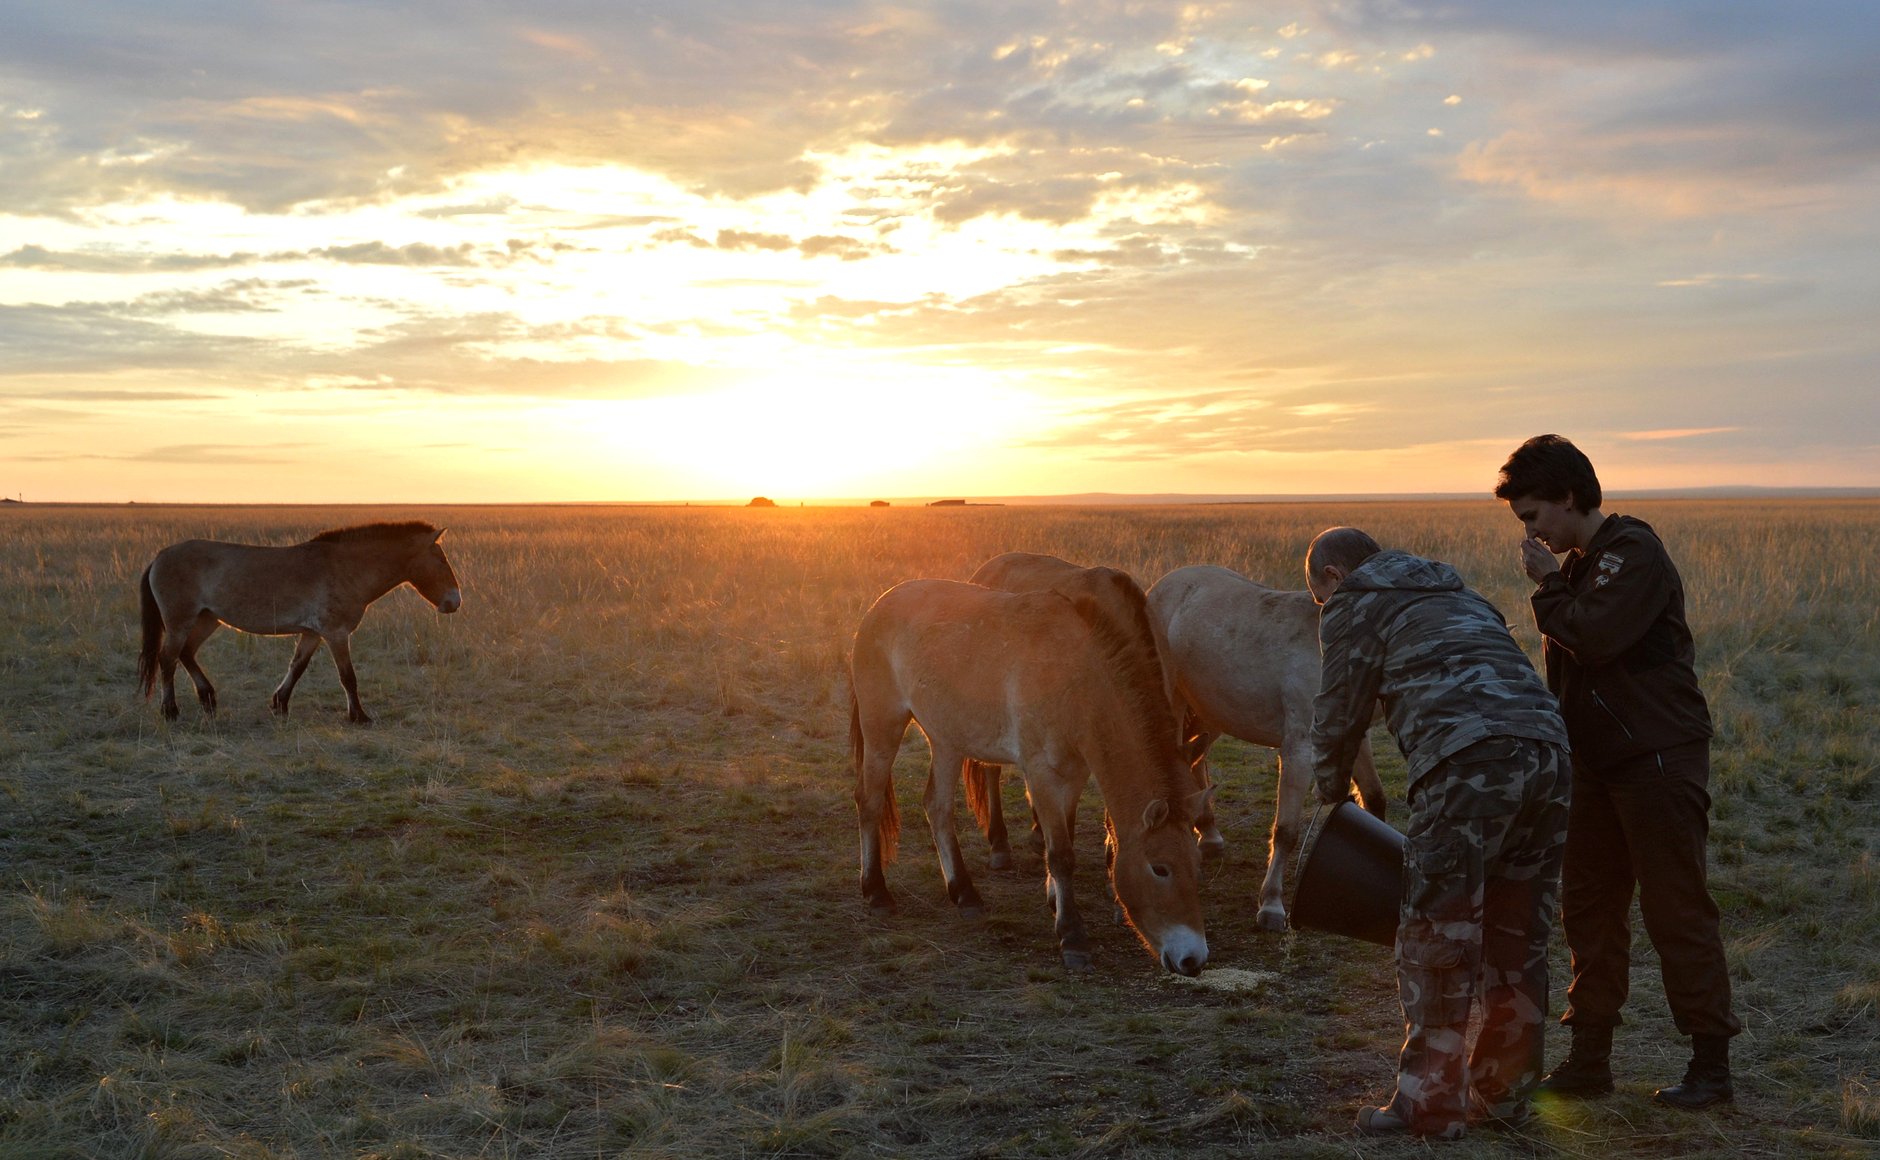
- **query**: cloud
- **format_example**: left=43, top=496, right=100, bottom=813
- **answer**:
left=11, top=441, right=310, bottom=465
left=1618, top=427, right=1741, bottom=441
left=0, top=297, right=732, bottom=399
left=1, top=387, right=221, bottom=402
left=309, top=241, right=480, bottom=266
left=1, top=240, right=568, bottom=273
left=1, top=244, right=283, bottom=273
left=0, top=301, right=265, bottom=375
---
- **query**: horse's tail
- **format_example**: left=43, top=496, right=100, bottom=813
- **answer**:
left=851, top=684, right=898, bottom=863
left=963, top=759, right=993, bottom=832
left=136, top=565, right=162, bottom=698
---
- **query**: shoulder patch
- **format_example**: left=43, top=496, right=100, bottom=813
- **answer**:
left=1593, top=551, right=1623, bottom=587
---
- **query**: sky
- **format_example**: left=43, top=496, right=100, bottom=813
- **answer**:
left=2, top=1, right=1877, bottom=503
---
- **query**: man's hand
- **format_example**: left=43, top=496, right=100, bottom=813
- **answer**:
left=1520, top=537, right=1561, bottom=584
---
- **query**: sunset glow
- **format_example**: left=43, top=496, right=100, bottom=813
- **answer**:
left=3, top=4, right=1876, bottom=502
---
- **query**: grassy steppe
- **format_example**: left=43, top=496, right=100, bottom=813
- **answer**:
left=1, top=500, right=1874, bottom=1158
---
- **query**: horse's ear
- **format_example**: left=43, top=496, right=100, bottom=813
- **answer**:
left=433, top=527, right=447, bottom=542
left=1184, top=785, right=1214, bottom=822
left=1141, top=797, right=1170, bottom=832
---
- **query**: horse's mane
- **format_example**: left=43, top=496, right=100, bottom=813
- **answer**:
left=1066, top=569, right=1188, bottom=802
left=307, top=521, right=438, bottom=544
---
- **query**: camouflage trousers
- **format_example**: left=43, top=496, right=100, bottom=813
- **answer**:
left=1390, top=736, right=1570, bottom=1136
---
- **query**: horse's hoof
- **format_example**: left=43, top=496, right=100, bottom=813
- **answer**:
left=349, top=713, right=374, bottom=726
left=988, top=851, right=1013, bottom=871
left=1061, top=951, right=1093, bottom=973
left=1256, top=906, right=1289, bottom=933
left=161, top=705, right=179, bottom=722
left=269, top=697, right=289, bottom=715
left=958, top=905, right=985, bottom=921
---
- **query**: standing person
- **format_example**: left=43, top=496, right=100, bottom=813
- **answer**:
left=1495, top=434, right=1741, bottom=1110
left=1306, top=527, right=1571, bottom=1139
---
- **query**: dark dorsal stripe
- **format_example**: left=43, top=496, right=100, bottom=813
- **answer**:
left=307, top=521, right=438, bottom=544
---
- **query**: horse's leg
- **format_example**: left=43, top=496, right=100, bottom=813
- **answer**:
left=925, top=742, right=984, bottom=917
left=964, top=760, right=1013, bottom=870
left=1256, top=737, right=1311, bottom=932
left=983, top=764, right=1012, bottom=870
left=854, top=705, right=909, bottom=912
left=157, top=619, right=188, bottom=721
left=1188, top=721, right=1226, bottom=859
left=177, top=614, right=220, bottom=714
left=325, top=631, right=371, bottom=724
left=1352, top=733, right=1388, bottom=820
left=1028, top=774, right=1090, bottom=971
left=271, top=632, right=322, bottom=715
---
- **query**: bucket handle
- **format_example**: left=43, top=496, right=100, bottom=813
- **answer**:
left=1291, top=798, right=1340, bottom=882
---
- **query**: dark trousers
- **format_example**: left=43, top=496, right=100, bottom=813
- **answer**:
left=1559, top=739, right=1740, bottom=1039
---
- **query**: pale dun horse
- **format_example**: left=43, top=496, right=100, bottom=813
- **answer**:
left=963, top=552, right=1225, bottom=867
left=137, top=521, right=462, bottom=724
left=849, top=571, right=1210, bottom=974
left=1146, top=564, right=1386, bottom=932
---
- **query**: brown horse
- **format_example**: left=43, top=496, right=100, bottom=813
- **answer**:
left=1146, top=564, right=1385, bottom=933
left=962, top=551, right=1224, bottom=868
left=136, top=521, right=461, bottom=724
left=849, top=571, right=1210, bottom=975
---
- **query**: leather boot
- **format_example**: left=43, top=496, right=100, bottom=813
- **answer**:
left=1653, top=1034, right=1734, bottom=1109
left=1536, top=1024, right=1615, bottom=1098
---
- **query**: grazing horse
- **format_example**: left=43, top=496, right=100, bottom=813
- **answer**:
left=962, top=552, right=1224, bottom=867
left=1146, top=564, right=1386, bottom=934
left=136, top=521, right=462, bottom=724
left=849, top=571, right=1211, bottom=974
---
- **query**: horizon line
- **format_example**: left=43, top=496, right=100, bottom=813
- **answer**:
left=7, top=485, right=1880, bottom=508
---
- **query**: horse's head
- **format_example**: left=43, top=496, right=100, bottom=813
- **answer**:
left=410, top=527, right=462, bottom=614
left=1108, top=784, right=1211, bottom=976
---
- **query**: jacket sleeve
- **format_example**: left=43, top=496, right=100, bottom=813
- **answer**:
left=1530, top=532, right=1672, bottom=668
left=1309, top=595, right=1384, bottom=802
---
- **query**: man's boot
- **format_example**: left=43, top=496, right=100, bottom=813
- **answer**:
left=1653, top=1034, right=1734, bottom=1110
left=1536, top=1024, right=1615, bottom=1098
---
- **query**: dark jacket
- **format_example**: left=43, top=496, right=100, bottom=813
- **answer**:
left=1530, top=514, right=1712, bottom=770
left=1311, top=550, right=1569, bottom=798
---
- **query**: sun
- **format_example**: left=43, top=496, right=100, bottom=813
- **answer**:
left=585, top=369, right=1047, bottom=500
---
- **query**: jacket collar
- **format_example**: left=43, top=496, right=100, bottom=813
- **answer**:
left=1565, top=514, right=1626, bottom=579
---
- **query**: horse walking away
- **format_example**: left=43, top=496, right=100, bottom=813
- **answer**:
left=137, top=521, right=462, bottom=724
left=1146, top=564, right=1386, bottom=933
left=962, top=552, right=1223, bottom=867
left=849, top=571, right=1210, bottom=975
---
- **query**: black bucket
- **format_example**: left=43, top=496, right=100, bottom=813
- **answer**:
left=1289, top=801, right=1406, bottom=947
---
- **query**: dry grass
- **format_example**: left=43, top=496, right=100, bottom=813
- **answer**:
left=0, top=499, right=1875, bottom=1158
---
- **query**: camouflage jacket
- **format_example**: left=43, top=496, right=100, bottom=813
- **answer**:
left=1311, top=550, right=1569, bottom=799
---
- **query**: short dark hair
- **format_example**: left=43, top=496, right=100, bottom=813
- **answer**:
left=1306, top=526, right=1383, bottom=576
left=1494, top=434, right=1602, bottom=512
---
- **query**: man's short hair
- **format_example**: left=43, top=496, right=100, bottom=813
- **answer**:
left=1307, top=526, right=1383, bottom=576
left=1494, top=434, right=1603, bottom=513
